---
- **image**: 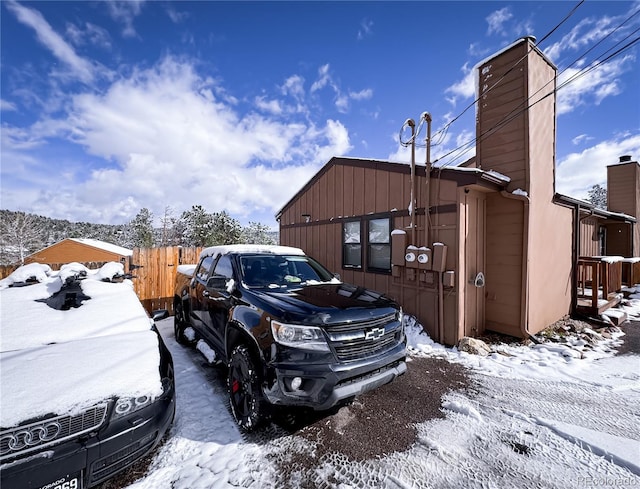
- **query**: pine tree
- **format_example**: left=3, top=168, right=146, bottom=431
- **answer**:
left=129, top=208, right=155, bottom=248
left=210, top=211, right=242, bottom=245
left=587, top=184, right=607, bottom=209
left=241, top=221, right=276, bottom=245
left=181, top=205, right=214, bottom=246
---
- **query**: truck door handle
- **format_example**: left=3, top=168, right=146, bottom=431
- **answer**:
left=203, top=291, right=210, bottom=298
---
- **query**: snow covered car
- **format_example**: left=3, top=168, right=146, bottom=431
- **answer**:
left=0, top=262, right=175, bottom=489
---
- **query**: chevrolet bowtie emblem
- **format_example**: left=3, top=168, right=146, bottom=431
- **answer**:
left=365, top=327, right=385, bottom=340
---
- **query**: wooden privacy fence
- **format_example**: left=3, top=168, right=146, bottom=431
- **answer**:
left=131, top=247, right=203, bottom=315
left=1, top=248, right=204, bottom=316
left=0, top=261, right=111, bottom=280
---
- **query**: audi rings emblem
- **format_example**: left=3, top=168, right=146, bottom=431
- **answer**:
left=0, top=422, right=61, bottom=455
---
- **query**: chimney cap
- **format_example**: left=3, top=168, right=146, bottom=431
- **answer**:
left=619, top=155, right=632, bottom=163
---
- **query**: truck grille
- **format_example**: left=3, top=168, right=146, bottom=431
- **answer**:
left=0, top=404, right=108, bottom=461
left=325, top=313, right=402, bottom=362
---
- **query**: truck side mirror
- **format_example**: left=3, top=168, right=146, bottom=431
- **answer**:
left=206, top=276, right=228, bottom=290
left=152, top=309, right=169, bottom=321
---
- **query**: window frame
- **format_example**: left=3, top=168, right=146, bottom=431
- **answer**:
left=342, top=220, right=363, bottom=270
left=366, top=216, right=392, bottom=274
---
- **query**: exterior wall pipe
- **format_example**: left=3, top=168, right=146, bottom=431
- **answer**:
left=423, top=112, right=432, bottom=247
left=405, top=119, right=417, bottom=245
left=572, top=203, right=582, bottom=316
left=438, top=273, right=444, bottom=345
left=500, top=190, right=530, bottom=338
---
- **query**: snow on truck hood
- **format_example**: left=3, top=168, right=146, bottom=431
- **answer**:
left=0, top=263, right=163, bottom=428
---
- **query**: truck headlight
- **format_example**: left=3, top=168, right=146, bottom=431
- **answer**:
left=397, top=308, right=405, bottom=341
left=271, top=321, right=330, bottom=351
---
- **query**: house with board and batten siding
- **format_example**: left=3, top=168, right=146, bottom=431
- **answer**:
left=25, top=238, right=132, bottom=270
left=277, top=37, right=639, bottom=345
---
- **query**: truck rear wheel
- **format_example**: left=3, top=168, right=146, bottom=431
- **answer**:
left=174, top=301, right=190, bottom=345
left=227, top=344, right=267, bottom=431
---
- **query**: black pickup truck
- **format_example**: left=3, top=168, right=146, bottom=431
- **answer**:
left=173, top=245, right=406, bottom=431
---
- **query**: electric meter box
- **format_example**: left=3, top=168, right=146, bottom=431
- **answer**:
left=417, top=247, right=432, bottom=270
left=391, top=230, right=407, bottom=266
left=432, top=243, right=447, bottom=272
left=405, top=245, right=419, bottom=269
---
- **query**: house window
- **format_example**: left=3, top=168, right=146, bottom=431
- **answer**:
left=342, top=221, right=362, bottom=269
left=367, top=218, right=391, bottom=272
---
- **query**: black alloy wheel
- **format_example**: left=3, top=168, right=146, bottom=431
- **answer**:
left=173, top=301, right=190, bottom=345
left=227, top=344, right=266, bottom=431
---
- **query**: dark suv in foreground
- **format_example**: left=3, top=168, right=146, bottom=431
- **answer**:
left=174, top=245, right=406, bottom=431
left=0, top=262, right=175, bottom=489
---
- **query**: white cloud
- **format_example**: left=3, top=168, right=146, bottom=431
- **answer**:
left=310, top=64, right=332, bottom=93
left=556, top=55, right=635, bottom=115
left=444, top=62, right=476, bottom=106
left=349, top=88, right=373, bottom=101
left=309, top=64, right=371, bottom=113
left=556, top=132, right=640, bottom=199
left=486, top=7, right=512, bottom=36
left=6, top=0, right=95, bottom=83
left=544, top=16, right=619, bottom=64
left=467, top=43, right=489, bottom=58
left=254, top=96, right=283, bottom=115
left=357, top=18, right=374, bottom=41
left=334, top=88, right=373, bottom=114
left=1, top=57, right=353, bottom=225
left=66, top=22, right=111, bottom=49
left=166, top=6, right=189, bottom=23
left=335, top=94, right=349, bottom=113
left=1, top=99, right=17, bottom=111
left=281, top=75, right=305, bottom=101
left=106, top=0, right=144, bottom=38
left=572, top=134, right=593, bottom=145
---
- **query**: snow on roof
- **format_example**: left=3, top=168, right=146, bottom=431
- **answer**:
left=474, top=35, right=553, bottom=73
left=555, top=194, right=637, bottom=222
left=201, top=244, right=305, bottom=260
left=0, top=262, right=162, bottom=427
left=69, top=238, right=133, bottom=256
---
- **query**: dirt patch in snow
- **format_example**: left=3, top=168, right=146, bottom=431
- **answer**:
left=617, top=319, right=640, bottom=355
left=263, top=356, right=469, bottom=484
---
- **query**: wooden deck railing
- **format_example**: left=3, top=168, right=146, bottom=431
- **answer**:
left=621, top=259, right=640, bottom=286
left=576, top=257, right=623, bottom=314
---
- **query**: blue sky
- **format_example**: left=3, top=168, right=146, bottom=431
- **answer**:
left=2, top=1, right=639, bottom=229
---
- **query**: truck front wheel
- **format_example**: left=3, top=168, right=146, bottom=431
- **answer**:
left=227, top=344, right=267, bottom=431
left=174, top=301, right=190, bottom=345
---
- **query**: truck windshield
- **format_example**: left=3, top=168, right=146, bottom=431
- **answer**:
left=239, top=255, right=337, bottom=288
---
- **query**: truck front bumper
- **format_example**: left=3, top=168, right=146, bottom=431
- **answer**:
left=263, top=343, right=407, bottom=410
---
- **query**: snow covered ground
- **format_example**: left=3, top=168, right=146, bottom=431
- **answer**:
left=118, top=297, right=640, bottom=489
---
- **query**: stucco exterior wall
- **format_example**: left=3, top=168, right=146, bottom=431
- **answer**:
left=476, top=37, right=574, bottom=337
left=524, top=42, right=573, bottom=335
